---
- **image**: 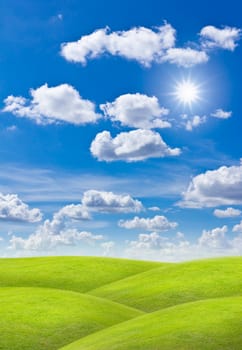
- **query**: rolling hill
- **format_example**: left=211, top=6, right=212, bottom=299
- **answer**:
left=89, top=257, right=242, bottom=312
left=60, top=296, right=242, bottom=350
left=0, top=256, right=242, bottom=349
left=0, top=256, right=160, bottom=292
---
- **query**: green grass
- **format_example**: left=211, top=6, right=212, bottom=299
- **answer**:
left=89, top=257, right=242, bottom=312
left=0, top=256, right=161, bottom=293
left=0, top=287, right=143, bottom=350
left=59, top=296, right=242, bottom=350
left=1, top=256, right=242, bottom=350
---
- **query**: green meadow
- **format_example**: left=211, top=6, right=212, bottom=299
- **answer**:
left=1, top=256, right=242, bottom=349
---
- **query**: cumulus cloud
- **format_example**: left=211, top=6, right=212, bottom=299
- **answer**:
left=8, top=202, right=103, bottom=251
left=3, top=84, right=100, bottom=125
left=36, top=203, right=90, bottom=236
left=161, top=48, right=209, bottom=67
left=8, top=190, right=143, bottom=251
left=125, top=231, right=191, bottom=261
left=128, top=232, right=167, bottom=250
left=60, top=23, right=176, bottom=66
left=60, top=24, right=208, bottom=68
left=211, top=109, right=232, bottom=119
left=10, top=229, right=103, bottom=251
left=61, top=23, right=240, bottom=68
left=198, top=225, right=229, bottom=249
left=90, top=129, right=181, bottom=162
left=178, top=162, right=242, bottom=208
left=100, top=93, right=170, bottom=129
left=0, top=193, right=42, bottom=223
left=125, top=224, right=242, bottom=262
left=56, top=204, right=90, bottom=221
left=82, top=190, right=143, bottom=213
left=214, top=207, right=241, bottom=218
left=200, top=25, right=241, bottom=51
left=119, top=215, right=178, bottom=232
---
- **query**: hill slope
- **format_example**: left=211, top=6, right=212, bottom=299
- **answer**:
left=0, top=287, right=143, bottom=350
left=0, top=256, right=161, bottom=293
left=1, top=256, right=242, bottom=350
left=60, top=296, right=242, bottom=350
left=89, top=257, right=242, bottom=312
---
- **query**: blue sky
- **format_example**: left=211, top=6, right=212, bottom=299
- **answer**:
left=0, top=0, right=242, bottom=261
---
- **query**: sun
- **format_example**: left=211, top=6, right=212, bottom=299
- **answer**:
left=175, top=80, right=200, bottom=105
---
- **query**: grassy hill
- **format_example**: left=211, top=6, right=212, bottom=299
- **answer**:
left=0, top=286, right=143, bottom=350
left=0, top=256, right=160, bottom=293
left=89, top=257, right=242, bottom=312
left=60, top=296, right=242, bottom=350
left=0, top=256, right=242, bottom=349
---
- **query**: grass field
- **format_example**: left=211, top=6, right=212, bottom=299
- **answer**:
left=0, top=287, right=142, bottom=350
left=0, top=256, right=160, bottom=293
left=90, top=257, right=242, bottom=312
left=0, top=256, right=242, bottom=349
left=60, top=296, right=242, bottom=350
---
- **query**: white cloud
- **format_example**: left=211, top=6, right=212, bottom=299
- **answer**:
left=60, top=23, right=176, bottom=66
left=56, top=204, right=90, bottom=221
left=90, top=129, right=181, bottom=162
left=179, top=162, right=242, bottom=208
left=0, top=193, right=42, bottom=223
left=8, top=202, right=103, bottom=251
left=10, top=229, right=103, bottom=251
left=37, top=203, right=90, bottom=237
left=125, top=231, right=191, bottom=261
left=162, top=48, right=209, bottom=67
left=127, top=232, right=167, bottom=250
left=60, top=23, right=241, bottom=68
left=3, top=84, right=100, bottom=125
left=183, top=115, right=207, bottom=131
left=82, top=190, right=143, bottom=213
left=214, top=207, right=241, bottom=218
left=200, top=25, right=241, bottom=51
left=100, top=93, right=170, bottom=129
left=119, top=215, right=178, bottom=232
left=211, top=109, right=232, bottom=119
left=124, top=224, right=242, bottom=262
left=198, top=225, right=229, bottom=249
